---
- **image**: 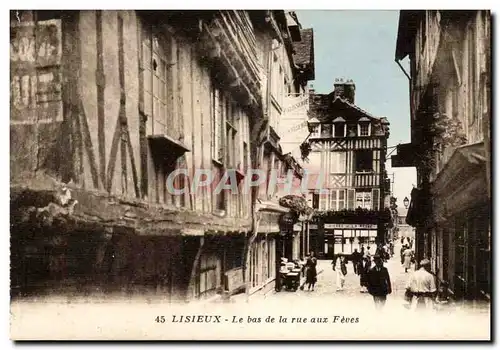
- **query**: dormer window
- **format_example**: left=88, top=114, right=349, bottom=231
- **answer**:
left=357, top=117, right=371, bottom=137
left=333, top=117, right=346, bottom=137
left=308, top=117, right=320, bottom=138
left=321, top=124, right=332, bottom=138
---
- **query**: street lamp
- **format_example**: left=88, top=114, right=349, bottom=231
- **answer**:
left=403, top=196, right=410, bottom=209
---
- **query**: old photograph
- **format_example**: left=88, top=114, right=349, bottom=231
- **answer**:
left=9, top=9, right=491, bottom=340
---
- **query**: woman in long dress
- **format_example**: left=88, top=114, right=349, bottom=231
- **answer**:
left=305, top=251, right=317, bottom=291
left=403, top=247, right=413, bottom=273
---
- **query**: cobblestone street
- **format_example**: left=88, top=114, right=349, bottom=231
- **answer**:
left=259, top=243, right=413, bottom=312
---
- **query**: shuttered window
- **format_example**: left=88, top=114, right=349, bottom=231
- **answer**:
left=372, top=188, right=380, bottom=210
left=347, top=189, right=355, bottom=209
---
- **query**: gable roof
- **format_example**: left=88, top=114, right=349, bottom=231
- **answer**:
left=329, top=96, right=379, bottom=121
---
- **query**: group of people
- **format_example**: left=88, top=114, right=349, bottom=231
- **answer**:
left=364, top=239, right=451, bottom=312
left=297, top=239, right=452, bottom=313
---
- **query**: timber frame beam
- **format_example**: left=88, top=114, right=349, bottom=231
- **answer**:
left=11, top=182, right=252, bottom=237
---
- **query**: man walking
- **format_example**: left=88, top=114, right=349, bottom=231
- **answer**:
left=405, top=258, right=437, bottom=310
left=367, top=254, right=392, bottom=309
left=351, top=249, right=362, bottom=275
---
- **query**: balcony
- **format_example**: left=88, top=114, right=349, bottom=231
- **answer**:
left=354, top=172, right=379, bottom=188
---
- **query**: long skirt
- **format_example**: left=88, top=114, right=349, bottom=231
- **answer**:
left=360, top=271, right=369, bottom=287
left=403, top=255, right=412, bottom=269
left=336, top=270, right=345, bottom=289
left=306, top=267, right=317, bottom=284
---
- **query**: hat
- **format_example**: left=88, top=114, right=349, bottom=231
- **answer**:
left=373, top=254, right=382, bottom=260
left=420, top=259, right=431, bottom=267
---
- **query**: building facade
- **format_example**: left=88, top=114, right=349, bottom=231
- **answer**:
left=248, top=14, right=315, bottom=294
left=10, top=10, right=314, bottom=302
left=394, top=10, right=491, bottom=302
left=303, top=80, right=391, bottom=259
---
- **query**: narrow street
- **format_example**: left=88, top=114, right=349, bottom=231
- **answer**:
left=257, top=242, right=412, bottom=312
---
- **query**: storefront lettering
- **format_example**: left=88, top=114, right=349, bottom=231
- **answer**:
left=324, top=224, right=377, bottom=229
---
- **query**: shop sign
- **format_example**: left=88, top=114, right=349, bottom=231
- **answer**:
left=309, top=224, right=318, bottom=230
left=293, top=224, right=302, bottom=231
left=225, top=267, right=244, bottom=293
left=324, top=224, right=377, bottom=230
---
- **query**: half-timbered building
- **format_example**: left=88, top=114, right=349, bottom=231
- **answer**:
left=246, top=12, right=314, bottom=295
left=304, top=79, right=391, bottom=259
left=9, top=10, right=314, bottom=302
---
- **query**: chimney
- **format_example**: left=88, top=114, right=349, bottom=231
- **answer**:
left=333, top=78, right=355, bottom=104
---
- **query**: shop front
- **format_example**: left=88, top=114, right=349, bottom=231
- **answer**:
left=323, top=223, right=378, bottom=259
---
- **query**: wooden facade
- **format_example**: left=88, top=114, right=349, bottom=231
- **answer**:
left=305, top=80, right=391, bottom=259
left=10, top=10, right=315, bottom=301
left=394, top=10, right=491, bottom=302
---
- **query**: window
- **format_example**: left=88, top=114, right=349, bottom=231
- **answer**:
left=356, top=191, right=372, bottom=209
left=319, top=191, right=328, bottom=210
left=312, top=192, right=319, bottom=209
left=468, top=23, right=477, bottom=126
left=225, top=102, right=238, bottom=168
left=211, top=86, right=224, bottom=163
left=358, top=123, right=371, bottom=137
left=329, top=189, right=346, bottom=211
left=310, top=124, right=320, bottom=138
left=330, top=152, right=346, bottom=173
left=321, top=124, right=332, bottom=138
left=355, top=150, right=373, bottom=172
left=334, top=123, right=346, bottom=137
left=142, top=24, right=180, bottom=139
left=242, top=142, right=249, bottom=172
left=371, top=188, right=380, bottom=210
left=214, top=165, right=226, bottom=211
left=347, top=189, right=355, bottom=209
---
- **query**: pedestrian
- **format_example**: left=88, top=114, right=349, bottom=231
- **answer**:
left=359, top=255, right=371, bottom=293
left=402, top=246, right=413, bottom=273
left=333, top=255, right=347, bottom=291
left=405, top=259, right=437, bottom=311
left=351, top=249, right=362, bottom=275
left=367, top=254, right=392, bottom=309
left=305, top=251, right=317, bottom=291
left=400, top=244, right=406, bottom=265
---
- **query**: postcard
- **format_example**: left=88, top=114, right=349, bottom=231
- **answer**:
left=9, top=9, right=491, bottom=341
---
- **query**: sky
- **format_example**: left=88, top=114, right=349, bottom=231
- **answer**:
left=296, top=10, right=417, bottom=205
